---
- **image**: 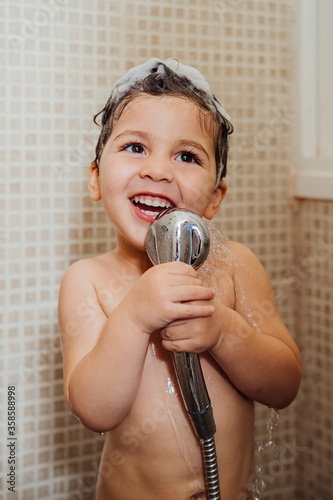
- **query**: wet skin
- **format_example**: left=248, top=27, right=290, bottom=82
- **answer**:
left=58, top=95, right=302, bottom=500
left=90, top=248, right=254, bottom=500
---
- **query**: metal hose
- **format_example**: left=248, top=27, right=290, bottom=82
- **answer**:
left=172, top=351, right=221, bottom=500
left=200, top=437, right=221, bottom=499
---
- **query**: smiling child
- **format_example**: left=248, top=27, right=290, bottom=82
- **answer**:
left=58, top=58, right=302, bottom=500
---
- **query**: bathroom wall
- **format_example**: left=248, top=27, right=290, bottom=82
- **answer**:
left=294, top=200, right=333, bottom=499
left=2, top=1, right=328, bottom=499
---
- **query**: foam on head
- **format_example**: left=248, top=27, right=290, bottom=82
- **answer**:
left=112, top=57, right=231, bottom=122
left=94, top=58, right=233, bottom=186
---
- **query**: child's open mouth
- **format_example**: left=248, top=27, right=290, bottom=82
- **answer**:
left=131, top=195, right=174, bottom=219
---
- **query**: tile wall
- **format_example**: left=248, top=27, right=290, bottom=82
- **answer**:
left=2, top=1, right=331, bottom=499
left=294, top=200, right=333, bottom=500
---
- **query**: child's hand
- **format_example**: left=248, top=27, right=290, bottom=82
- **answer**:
left=159, top=298, right=226, bottom=353
left=124, top=262, right=215, bottom=335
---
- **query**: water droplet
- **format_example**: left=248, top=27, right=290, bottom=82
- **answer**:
left=197, top=223, right=235, bottom=297
left=247, top=408, right=281, bottom=499
left=166, top=377, right=177, bottom=395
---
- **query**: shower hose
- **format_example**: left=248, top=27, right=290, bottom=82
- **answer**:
left=172, top=351, right=221, bottom=500
left=145, top=208, right=221, bottom=498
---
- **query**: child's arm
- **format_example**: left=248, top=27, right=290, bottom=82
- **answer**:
left=58, top=259, right=215, bottom=433
left=160, top=242, right=302, bottom=409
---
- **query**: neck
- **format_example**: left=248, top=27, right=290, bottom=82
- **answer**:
left=115, top=234, right=153, bottom=274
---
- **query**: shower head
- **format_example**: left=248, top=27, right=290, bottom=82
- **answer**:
left=145, top=208, right=210, bottom=269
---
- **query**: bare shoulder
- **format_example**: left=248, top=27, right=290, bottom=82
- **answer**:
left=225, top=241, right=270, bottom=280
left=58, top=253, right=118, bottom=339
left=225, top=240, right=264, bottom=266
left=58, top=250, right=140, bottom=325
left=58, top=255, right=109, bottom=328
left=59, top=253, right=114, bottom=288
left=221, top=240, right=276, bottom=310
left=58, top=253, right=125, bottom=309
left=58, top=254, right=119, bottom=394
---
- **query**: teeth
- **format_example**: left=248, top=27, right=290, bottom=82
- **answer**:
left=140, top=209, right=157, bottom=216
left=140, top=196, right=149, bottom=205
left=134, top=196, right=171, bottom=208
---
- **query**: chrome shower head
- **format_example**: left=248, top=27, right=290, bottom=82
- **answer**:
left=145, top=208, right=210, bottom=268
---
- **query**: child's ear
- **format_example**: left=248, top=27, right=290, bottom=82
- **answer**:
left=88, top=162, right=101, bottom=201
left=204, top=180, right=227, bottom=220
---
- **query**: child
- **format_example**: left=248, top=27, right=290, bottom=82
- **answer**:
left=58, top=58, right=302, bottom=500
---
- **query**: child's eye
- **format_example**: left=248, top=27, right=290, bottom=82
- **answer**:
left=124, top=143, right=146, bottom=155
left=176, top=152, right=202, bottom=165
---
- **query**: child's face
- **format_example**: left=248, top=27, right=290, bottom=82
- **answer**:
left=89, top=95, right=226, bottom=251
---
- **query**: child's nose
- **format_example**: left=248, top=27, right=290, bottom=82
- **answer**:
left=138, top=156, right=174, bottom=183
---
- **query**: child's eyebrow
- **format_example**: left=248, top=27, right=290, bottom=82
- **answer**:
left=113, top=130, right=150, bottom=142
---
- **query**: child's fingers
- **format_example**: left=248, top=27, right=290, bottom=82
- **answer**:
left=160, top=311, right=209, bottom=340
left=170, top=285, right=215, bottom=303
left=161, top=337, right=205, bottom=354
left=166, top=275, right=204, bottom=287
left=154, top=261, right=199, bottom=278
left=163, top=261, right=198, bottom=274
left=172, top=301, right=215, bottom=320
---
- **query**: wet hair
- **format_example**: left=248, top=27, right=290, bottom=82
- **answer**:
left=93, top=61, right=233, bottom=185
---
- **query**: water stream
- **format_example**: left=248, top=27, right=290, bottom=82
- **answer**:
left=247, top=407, right=281, bottom=499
